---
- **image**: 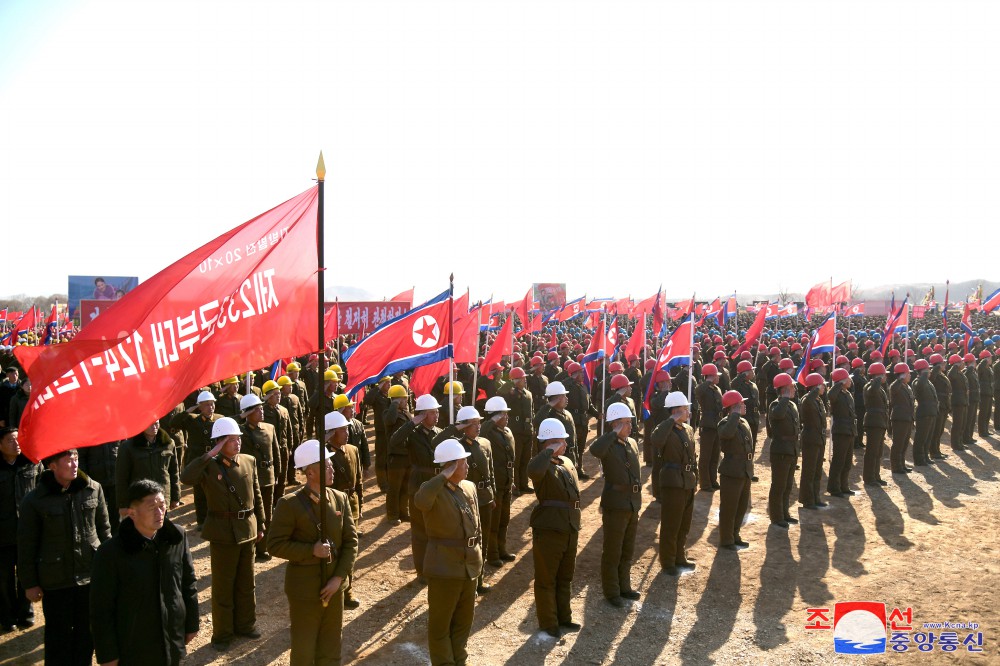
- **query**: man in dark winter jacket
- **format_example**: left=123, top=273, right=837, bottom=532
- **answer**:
left=0, top=427, right=41, bottom=631
left=90, top=480, right=200, bottom=666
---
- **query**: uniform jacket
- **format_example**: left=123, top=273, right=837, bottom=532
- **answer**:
left=329, top=444, right=363, bottom=500
left=696, top=381, right=723, bottom=431
left=413, top=474, right=483, bottom=580
left=602, top=394, right=638, bottom=434
left=268, top=486, right=358, bottom=600
left=889, top=378, right=915, bottom=422
left=528, top=449, right=581, bottom=533
left=179, top=453, right=264, bottom=545
left=732, top=375, right=760, bottom=421
left=0, top=454, right=41, bottom=547
left=829, top=384, right=858, bottom=436
left=263, top=402, right=294, bottom=451
left=863, top=379, right=889, bottom=429
left=391, top=419, right=441, bottom=490
left=383, top=402, right=411, bottom=452
left=90, top=516, right=198, bottom=666
left=566, top=377, right=596, bottom=429
left=460, top=435, right=496, bottom=506
left=532, top=404, right=576, bottom=457
left=718, top=412, right=754, bottom=478
left=948, top=366, right=969, bottom=406
left=851, top=370, right=867, bottom=411
left=280, top=393, right=305, bottom=449
left=977, top=360, right=994, bottom=399
left=180, top=413, right=221, bottom=457
left=480, top=420, right=516, bottom=492
left=651, top=417, right=698, bottom=489
left=18, top=470, right=111, bottom=590
left=77, top=441, right=120, bottom=491
left=799, top=389, right=828, bottom=447
left=345, top=418, right=370, bottom=469
left=966, top=365, right=980, bottom=402
left=499, top=385, right=533, bottom=435
left=240, top=421, right=278, bottom=488
left=589, top=431, right=641, bottom=512
left=767, top=396, right=800, bottom=456
left=116, top=431, right=181, bottom=507
left=930, top=369, right=952, bottom=413
left=526, top=373, right=549, bottom=413
left=913, top=374, right=939, bottom=418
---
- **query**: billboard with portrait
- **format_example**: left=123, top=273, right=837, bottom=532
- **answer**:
left=67, top=275, right=139, bottom=313
left=532, top=283, right=567, bottom=312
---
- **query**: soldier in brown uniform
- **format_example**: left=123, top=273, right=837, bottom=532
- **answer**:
left=364, top=377, right=394, bottom=492
left=179, top=417, right=265, bottom=651
left=262, top=381, right=294, bottom=500
left=929, top=354, right=952, bottom=458
left=334, top=395, right=370, bottom=475
left=527, top=356, right=550, bottom=415
left=481, top=397, right=517, bottom=567
left=440, top=382, right=465, bottom=427
left=278, top=375, right=305, bottom=483
left=977, top=350, right=994, bottom=437
left=216, top=377, right=243, bottom=418
left=910, top=359, right=937, bottom=467
left=717, top=391, right=754, bottom=550
left=413, top=440, right=482, bottom=666
left=384, top=388, right=418, bottom=525
left=239, top=394, right=278, bottom=562
left=602, top=374, right=639, bottom=436
left=180, top=391, right=222, bottom=530
left=695, top=363, right=724, bottom=492
left=529, top=418, right=582, bottom=639
left=324, top=411, right=363, bottom=611
left=590, top=403, right=642, bottom=606
left=964, top=353, right=980, bottom=446
left=947, top=354, right=969, bottom=451
left=767, top=374, right=800, bottom=527
left=827, top=368, right=857, bottom=497
left=798, top=373, right=828, bottom=509
left=564, top=364, right=595, bottom=479
left=532, top=382, right=577, bottom=465
left=268, top=440, right=358, bottom=666
left=652, top=392, right=698, bottom=573
left=499, top=367, right=534, bottom=494
left=115, top=420, right=181, bottom=523
left=862, top=363, right=890, bottom=483
left=889, top=363, right=915, bottom=474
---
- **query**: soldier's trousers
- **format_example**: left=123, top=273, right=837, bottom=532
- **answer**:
left=827, top=434, right=854, bottom=494
left=532, top=528, right=578, bottom=629
left=257, top=485, right=274, bottom=557
left=275, top=446, right=290, bottom=498
left=932, top=410, right=949, bottom=456
left=965, top=401, right=978, bottom=443
left=718, top=475, right=750, bottom=546
left=747, top=418, right=760, bottom=447
left=658, top=487, right=694, bottom=567
left=411, top=506, right=428, bottom=577
left=209, top=540, right=256, bottom=641
left=799, top=442, right=824, bottom=506
left=855, top=411, right=866, bottom=448
left=698, top=428, right=720, bottom=490
left=40, top=584, right=92, bottom=666
left=513, top=432, right=533, bottom=491
left=374, top=428, right=387, bottom=491
left=863, top=428, right=887, bottom=481
left=768, top=453, right=797, bottom=521
left=194, top=484, right=208, bottom=526
left=426, top=576, right=477, bottom=666
left=994, top=393, right=1000, bottom=429
left=477, top=503, right=493, bottom=586
left=0, top=545, right=31, bottom=626
left=288, top=590, right=344, bottom=666
left=574, top=424, right=589, bottom=472
left=890, top=421, right=912, bottom=471
left=385, top=458, right=410, bottom=521
left=104, top=484, right=119, bottom=533
left=913, top=417, right=935, bottom=465
left=979, top=396, right=993, bottom=435
left=642, top=421, right=654, bottom=464
left=487, top=486, right=513, bottom=560
left=950, top=405, right=967, bottom=448
left=600, top=509, right=638, bottom=599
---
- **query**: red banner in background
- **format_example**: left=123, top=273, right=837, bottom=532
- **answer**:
left=15, top=187, right=320, bottom=462
left=326, top=301, right=410, bottom=337
left=912, top=305, right=926, bottom=319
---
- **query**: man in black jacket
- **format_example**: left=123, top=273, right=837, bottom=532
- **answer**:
left=18, top=448, right=111, bottom=665
left=0, top=427, right=41, bottom=631
left=90, top=480, right=199, bottom=666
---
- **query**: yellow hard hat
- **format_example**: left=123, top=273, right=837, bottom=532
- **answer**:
left=388, top=385, right=408, bottom=399
left=333, top=394, right=354, bottom=410
left=324, top=370, right=340, bottom=382
left=262, top=380, right=280, bottom=395
left=286, top=361, right=301, bottom=372
left=378, top=376, right=392, bottom=385
left=223, top=376, right=239, bottom=386
left=329, top=364, right=344, bottom=375
left=443, top=381, right=465, bottom=396
left=276, top=376, right=293, bottom=387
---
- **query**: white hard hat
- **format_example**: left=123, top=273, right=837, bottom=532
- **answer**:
left=239, top=394, right=263, bottom=413
left=433, top=439, right=471, bottom=464
left=455, top=406, right=482, bottom=423
left=325, top=411, right=349, bottom=431
left=484, top=396, right=510, bottom=413
left=294, top=439, right=333, bottom=469
left=664, top=391, right=691, bottom=408
left=414, top=394, right=441, bottom=411
left=544, top=381, right=568, bottom=397
left=606, top=402, right=633, bottom=422
left=197, top=390, right=216, bottom=404
left=537, top=418, right=570, bottom=441
left=211, top=417, right=242, bottom=439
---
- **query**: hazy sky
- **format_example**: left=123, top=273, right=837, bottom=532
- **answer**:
left=2, top=1, right=997, bottom=305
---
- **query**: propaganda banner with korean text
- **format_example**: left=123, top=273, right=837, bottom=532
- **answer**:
left=326, top=301, right=410, bottom=337
left=15, top=186, right=320, bottom=461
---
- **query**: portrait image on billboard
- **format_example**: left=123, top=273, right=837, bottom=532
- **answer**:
left=68, top=275, right=139, bottom=312
left=533, top=283, right=567, bottom=312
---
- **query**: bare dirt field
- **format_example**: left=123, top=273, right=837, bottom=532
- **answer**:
left=3, top=422, right=998, bottom=665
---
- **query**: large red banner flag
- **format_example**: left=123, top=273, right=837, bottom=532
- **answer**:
left=731, top=307, right=767, bottom=359
left=480, top=312, right=513, bottom=375
left=342, top=288, right=453, bottom=399
left=15, top=187, right=320, bottom=462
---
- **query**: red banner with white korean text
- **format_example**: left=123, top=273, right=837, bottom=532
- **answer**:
left=15, top=187, right=320, bottom=461
left=325, top=301, right=410, bottom=337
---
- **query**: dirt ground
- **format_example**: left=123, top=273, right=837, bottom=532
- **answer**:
left=2, top=420, right=998, bottom=665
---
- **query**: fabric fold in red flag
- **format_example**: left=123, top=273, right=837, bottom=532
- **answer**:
left=15, top=186, right=321, bottom=462
left=805, top=280, right=832, bottom=307
left=731, top=307, right=767, bottom=359
left=390, top=288, right=414, bottom=308
left=479, top=312, right=513, bottom=375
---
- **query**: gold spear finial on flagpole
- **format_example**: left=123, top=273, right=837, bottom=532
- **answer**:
left=316, top=151, right=326, bottom=181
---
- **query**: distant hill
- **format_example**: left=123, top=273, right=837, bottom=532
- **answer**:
left=697, top=280, right=998, bottom=305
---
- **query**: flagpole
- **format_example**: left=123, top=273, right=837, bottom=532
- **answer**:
left=472, top=305, right=482, bottom=403
left=314, top=151, right=330, bottom=605
left=687, top=293, right=696, bottom=405
left=509, top=306, right=515, bottom=378
left=600, top=306, right=608, bottom=434
left=449, top=274, right=455, bottom=424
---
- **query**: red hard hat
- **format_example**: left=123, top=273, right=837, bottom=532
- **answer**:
left=609, top=361, right=624, bottom=373
left=913, top=359, right=930, bottom=371
left=779, top=341, right=789, bottom=350
left=836, top=332, right=844, bottom=339
left=757, top=344, right=767, bottom=353
left=894, top=362, right=910, bottom=374
left=906, top=349, right=915, bottom=357
left=721, top=390, right=746, bottom=409
left=654, top=370, right=671, bottom=383
left=930, top=353, right=945, bottom=365
left=530, top=356, right=544, bottom=367
left=851, top=358, right=865, bottom=368
left=790, top=343, right=803, bottom=352
left=810, top=359, right=825, bottom=370
left=773, top=373, right=794, bottom=389
left=740, top=351, right=752, bottom=360
left=831, top=368, right=850, bottom=382
left=769, top=346, right=781, bottom=356
left=713, top=351, right=726, bottom=361
left=964, top=353, right=976, bottom=363
left=546, top=351, right=558, bottom=361
left=836, top=355, right=848, bottom=366
left=713, top=335, right=723, bottom=344
left=921, top=346, right=933, bottom=355
left=576, top=353, right=584, bottom=363
left=865, top=340, right=875, bottom=347
left=805, top=372, right=824, bottom=387
left=610, top=374, right=632, bottom=390
left=778, top=358, right=794, bottom=370
left=627, top=353, right=639, bottom=362
left=559, top=342, right=569, bottom=350
left=847, top=342, right=858, bottom=350
left=948, top=354, right=963, bottom=365
left=509, top=367, right=526, bottom=379
left=980, top=350, right=993, bottom=359
left=933, top=344, right=944, bottom=352
left=948, top=342, right=958, bottom=350
left=887, top=349, right=900, bottom=358
left=645, top=358, right=656, bottom=370
left=736, top=360, right=753, bottom=373
left=566, top=361, right=582, bottom=375
left=701, top=363, right=719, bottom=377
left=870, top=351, right=883, bottom=360
left=868, top=362, right=887, bottom=376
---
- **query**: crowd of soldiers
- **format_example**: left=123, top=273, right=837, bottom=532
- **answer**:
left=1, top=306, right=998, bottom=665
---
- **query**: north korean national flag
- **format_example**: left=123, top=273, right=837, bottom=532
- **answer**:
left=845, top=303, right=865, bottom=317
left=342, top=288, right=453, bottom=399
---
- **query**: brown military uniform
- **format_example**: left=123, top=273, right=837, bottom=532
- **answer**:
left=863, top=378, right=889, bottom=480
left=241, top=421, right=277, bottom=558
left=264, top=402, right=294, bottom=499
left=798, top=388, right=827, bottom=507
left=480, top=419, right=516, bottom=562
left=652, top=416, right=697, bottom=568
left=589, top=430, right=641, bottom=599
left=766, top=396, right=799, bottom=522
left=180, top=413, right=221, bottom=526
left=827, top=383, right=857, bottom=494
left=717, top=412, right=754, bottom=547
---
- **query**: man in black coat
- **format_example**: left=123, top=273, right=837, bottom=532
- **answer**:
left=90, top=480, right=199, bottom=666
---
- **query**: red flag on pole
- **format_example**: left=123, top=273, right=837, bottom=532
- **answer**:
left=15, top=187, right=320, bottom=462
left=390, top=288, right=414, bottom=309
left=479, top=312, right=513, bottom=375
left=323, top=301, right=339, bottom=343
left=730, top=307, right=767, bottom=359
